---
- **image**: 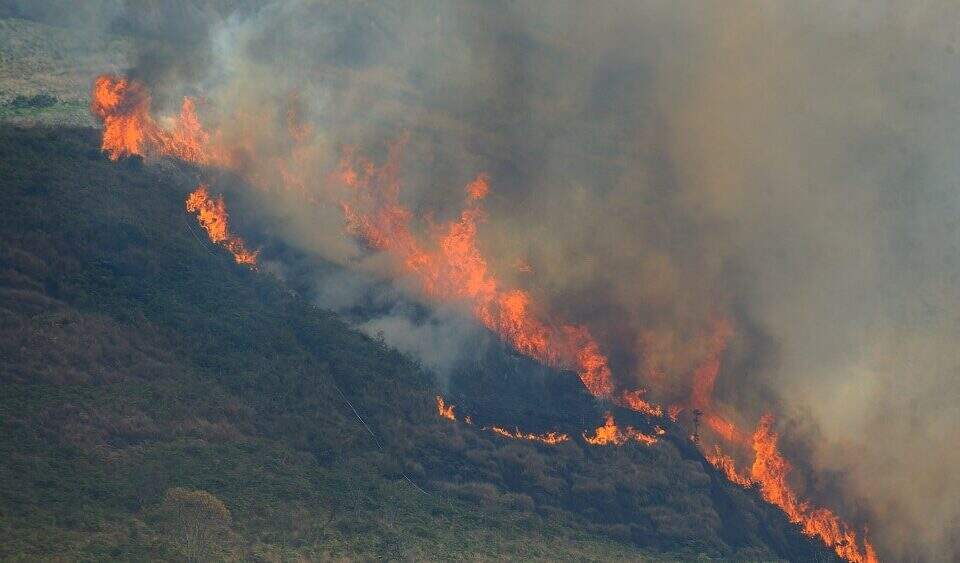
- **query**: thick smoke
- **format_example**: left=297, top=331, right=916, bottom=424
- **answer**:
left=56, top=0, right=960, bottom=559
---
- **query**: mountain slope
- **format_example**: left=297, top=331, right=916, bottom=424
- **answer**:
left=0, top=125, right=837, bottom=561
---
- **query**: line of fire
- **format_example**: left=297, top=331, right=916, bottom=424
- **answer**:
left=90, top=73, right=878, bottom=563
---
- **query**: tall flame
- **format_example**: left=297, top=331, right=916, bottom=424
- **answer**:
left=338, top=142, right=616, bottom=399
left=185, top=185, right=259, bottom=268
left=91, top=74, right=222, bottom=165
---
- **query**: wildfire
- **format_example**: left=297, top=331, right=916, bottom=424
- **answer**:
left=185, top=185, right=259, bottom=268
left=338, top=143, right=618, bottom=400
left=91, top=74, right=219, bottom=164
left=490, top=426, right=571, bottom=445
left=617, top=388, right=663, bottom=417
left=706, top=416, right=877, bottom=563
left=582, top=412, right=658, bottom=446
left=93, top=75, right=878, bottom=562
left=706, top=446, right=753, bottom=487
left=436, top=395, right=569, bottom=444
left=436, top=395, right=456, bottom=421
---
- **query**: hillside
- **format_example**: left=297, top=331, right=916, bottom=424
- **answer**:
left=0, top=123, right=843, bottom=562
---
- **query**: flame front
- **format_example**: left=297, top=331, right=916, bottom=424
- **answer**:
left=706, top=446, right=753, bottom=487
left=91, top=75, right=219, bottom=164
left=436, top=395, right=569, bottom=444
left=185, top=185, right=259, bottom=268
left=707, top=416, right=877, bottom=563
left=338, top=143, right=617, bottom=399
left=750, top=415, right=878, bottom=563
left=582, top=412, right=658, bottom=446
left=93, top=75, right=877, bottom=562
left=490, top=426, right=571, bottom=445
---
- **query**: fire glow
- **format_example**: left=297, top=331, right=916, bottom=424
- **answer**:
left=707, top=416, right=878, bottom=563
left=339, top=145, right=622, bottom=402
left=91, top=74, right=877, bottom=563
left=582, top=412, right=658, bottom=446
left=91, top=75, right=220, bottom=165
left=185, top=184, right=259, bottom=268
left=436, top=395, right=570, bottom=445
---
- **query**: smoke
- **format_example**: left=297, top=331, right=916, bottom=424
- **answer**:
left=65, top=0, right=960, bottom=559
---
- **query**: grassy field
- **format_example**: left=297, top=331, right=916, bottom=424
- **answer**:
left=0, top=16, right=133, bottom=125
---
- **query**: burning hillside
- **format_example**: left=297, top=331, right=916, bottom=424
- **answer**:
left=89, top=72, right=876, bottom=563
left=8, top=1, right=960, bottom=560
left=185, top=184, right=258, bottom=268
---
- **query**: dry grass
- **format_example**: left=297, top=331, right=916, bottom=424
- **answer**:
left=0, top=17, right=134, bottom=125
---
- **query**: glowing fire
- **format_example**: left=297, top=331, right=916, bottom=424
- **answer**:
left=706, top=446, right=753, bottom=487
left=617, top=388, right=663, bottom=417
left=490, top=426, right=571, bottom=445
left=185, top=185, right=259, bottom=268
left=91, top=74, right=219, bottom=164
left=707, top=416, right=877, bottom=563
left=436, top=395, right=456, bottom=421
left=582, top=412, right=658, bottom=446
left=338, top=143, right=617, bottom=399
left=436, top=395, right=569, bottom=444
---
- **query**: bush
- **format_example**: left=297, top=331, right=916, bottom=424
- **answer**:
left=153, top=487, right=234, bottom=561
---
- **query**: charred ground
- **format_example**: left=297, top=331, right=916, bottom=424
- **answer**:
left=0, top=125, right=841, bottom=560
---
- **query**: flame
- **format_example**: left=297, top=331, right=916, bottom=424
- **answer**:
left=750, top=415, right=877, bottom=563
left=617, top=388, right=663, bottom=417
left=185, top=185, right=259, bottom=268
left=706, top=445, right=753, bottom=487
left=436, top=395, right=456, bottom=421
left=91, top=74, right=223, bottom=165
left=490, top=426, right=571, bottom=444
left=436, top=395, right=568, bottom=444
left=338, top=143, right=618, bottom=399
left=667, top=404, right=682, bottom=422
left=90, top=74, right=633, bottom=403
left=707, top=416, right=877, bottom=563
left=582, top=413, right=658, bottom=446
left=705, top=413, right=745, bottom=444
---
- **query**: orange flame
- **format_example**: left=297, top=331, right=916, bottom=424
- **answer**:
left=667, top=404, right=682, bottom=422
left=706, top=445, right=753, bottom=487
left=436, top=396, right=568, bottom=444
left=436, top=395, right=456, bottom=421
left=91, top=74, right=221, bottom=165
left=617, top=388, right=663, bottom=417
left=750, top=415, right=877, bottom=563
left=490, top=426, right=571, bottom=445
left=338, top=143, right=618, bottom=399
left=185, top=185, right=259, bottom=268
left=707, top=416, right=877, bottom=563
left=705, top=413, right=745, bottom=444
left=582, top=412, right=658, bottom=446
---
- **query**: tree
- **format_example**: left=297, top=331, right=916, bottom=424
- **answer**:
left=155, top=487, right=234, bottom=561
